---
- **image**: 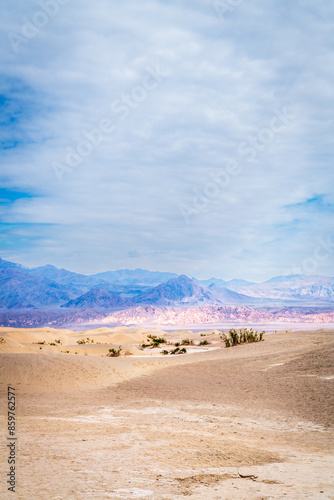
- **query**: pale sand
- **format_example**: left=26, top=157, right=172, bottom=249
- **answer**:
left=0, top=327, right=333, bottom=499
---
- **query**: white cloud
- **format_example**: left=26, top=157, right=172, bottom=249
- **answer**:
left=0, top=0, right=333, bottom=280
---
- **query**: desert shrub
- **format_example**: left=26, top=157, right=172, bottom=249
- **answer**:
left=0, top=337, right=6, bottom=344
left=174, top=342, right=180, bottom=347
left=54, top=339, right=62, bottom=344
left=220, top=329, right=265, bottom=348
left=76, top=339, right=86, bottom=344
left=170, top=347, right=187, bottom=355
left=181, top=339, right=193, bottom=345
left=148, top=334, right=166, bottom=346
left=141, top=334, right=166, bottom=348
left=49, top=343, right=56, bottom=346
left=199, top=340, right=209, bottom=346
left=161, top=347, right=187, bottom=355
left=35, top=341, right=46, bottom=345
left=107, top=346, right=122, bottom=357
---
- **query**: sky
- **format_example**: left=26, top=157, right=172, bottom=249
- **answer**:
left=0, top=0, right=334, bottom=281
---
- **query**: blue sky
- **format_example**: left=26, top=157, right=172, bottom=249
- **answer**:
left=0, top=0, right=333, bottom=280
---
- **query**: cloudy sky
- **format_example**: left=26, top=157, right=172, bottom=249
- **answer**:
left=1, top=0, right=333, bottom=281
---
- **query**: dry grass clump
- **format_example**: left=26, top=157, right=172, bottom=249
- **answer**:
left=76, top=337, right=94, bottom=345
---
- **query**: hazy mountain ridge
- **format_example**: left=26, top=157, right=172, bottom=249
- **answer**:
left=194, top=277, right=255, bottom=290
left=62, top=288, right=132, bottom=309
left=0, top=257, right=333, bottom=321
left=0, top=268, right=71, bottom=309
left=95, top=305, right=334, bottom=326
left=0, top=305, right=333, bottom=328
left=236, top=275, right=334, bottom=300
left=29, top=264, right=109, bottom=294
left=91, top=268, right=178, bottom=286
left=132, top=275, right=221, bottom=306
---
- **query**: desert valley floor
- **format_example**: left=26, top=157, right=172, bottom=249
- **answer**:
left=0, top=326, right=333, bottom=499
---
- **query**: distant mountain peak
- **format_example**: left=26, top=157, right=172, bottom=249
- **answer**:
left=36, top=264, right=59, bottom=270
left=62, top=288, right=131, bottom=309
left=0, top=257, right=25, bottom=270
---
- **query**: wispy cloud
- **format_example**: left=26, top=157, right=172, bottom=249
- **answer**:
left=0, top=0, right=333, bottom=280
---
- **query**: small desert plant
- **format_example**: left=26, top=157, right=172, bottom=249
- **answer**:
left=141, top=334, right=166, bottom=348
left=54, top=339, right=62, bottom=344
left=49, top=343, right=56, bottom=346
left=174, top=342, right=180, bottom=347
left=170, top=347, right=187, bottom=355
left=181, top=339, right=193, bottom=345
left=76, top=337, right=95, bottom=344
left=0, top=337, right=6, bottom=344
left=161, top=350, right=169, bottom=355
left=199, top=340, right=209, bottom=346
left=35, top=341, right=46, bottom=345
left=108, top=346, right=122, bottom=357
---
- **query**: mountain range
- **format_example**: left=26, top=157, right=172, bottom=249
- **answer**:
left=0, top=257, right=333, bottom=328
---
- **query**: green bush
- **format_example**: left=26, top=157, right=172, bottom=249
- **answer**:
left=220, top=328, right=265, bottom=348
left=170, top=347, right=187, bottom=355
left=181, top=339, right=193, bottom=345
left=107, top=346, right=122, bottom=357
left=199, top=340, right=209, bottom=346
left=141, top=334, right=166, bottom=348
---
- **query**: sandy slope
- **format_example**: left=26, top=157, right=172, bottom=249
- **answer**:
left=0, top=327, right=333, bottom=499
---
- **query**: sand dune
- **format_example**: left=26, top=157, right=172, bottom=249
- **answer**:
left=0, top=327, right=333, bottom=498
left=0, top=325, right=220, bottom=392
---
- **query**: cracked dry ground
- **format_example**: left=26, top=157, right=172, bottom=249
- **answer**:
left=0, top=329, right=334, bottom=499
